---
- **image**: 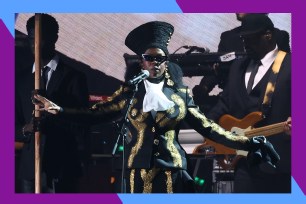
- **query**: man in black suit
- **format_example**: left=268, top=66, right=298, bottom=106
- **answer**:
left=207, top=15, right=291, bottom=193
left=15, top=14, right=89, bottom=193
left=192, top=13, right=291, bottom=114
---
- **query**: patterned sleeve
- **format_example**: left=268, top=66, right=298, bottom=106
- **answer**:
left=184, top=88, right=250, bottom=150
left=60, top=85, right=129, bottom=125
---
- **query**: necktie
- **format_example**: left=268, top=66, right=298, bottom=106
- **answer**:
left=247, top=61, right=261, bottom=94
left=41, top=66, right=51, bottom=90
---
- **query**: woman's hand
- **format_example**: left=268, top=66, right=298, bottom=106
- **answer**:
left=33, top=94, right=61, bottom=115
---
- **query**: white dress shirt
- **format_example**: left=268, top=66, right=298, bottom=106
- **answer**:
left=245, top=45, right=278, bottom=89
left=32, top=54, right=59, bottom=89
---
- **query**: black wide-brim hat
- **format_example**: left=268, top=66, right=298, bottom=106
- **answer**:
left=240, top=14, right=274, bottom=36
left=125, top=21, right=174, bottom=56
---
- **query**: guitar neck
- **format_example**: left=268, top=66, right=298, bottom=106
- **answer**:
left=245, top=122, right=285, bottom=138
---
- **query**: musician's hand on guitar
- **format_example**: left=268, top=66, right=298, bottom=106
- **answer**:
left=284, top=117, right=291, bottom=135
left=33, top=94, right=61, bottom=115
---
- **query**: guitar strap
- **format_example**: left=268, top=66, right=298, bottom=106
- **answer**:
left=261, top=50, right=287, bottom=118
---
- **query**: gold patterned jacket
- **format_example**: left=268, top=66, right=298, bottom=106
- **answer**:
left=82, top=82, right=250, bottom=170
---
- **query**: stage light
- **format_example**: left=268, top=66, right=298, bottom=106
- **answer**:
left=194, top=176, right=205, bottom=186
left=118, top=145, right=124, bottom=152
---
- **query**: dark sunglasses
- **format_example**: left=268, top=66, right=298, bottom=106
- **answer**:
left=141, top=54, right=168, bottom=63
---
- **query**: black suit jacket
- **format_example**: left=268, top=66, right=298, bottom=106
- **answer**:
left=207, top=54, right=291, bottom=173
left=15, top=59, right=89, bottom=180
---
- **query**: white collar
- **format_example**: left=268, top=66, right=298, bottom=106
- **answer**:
left=143, top=79, right=175, bottom=113
left=144, top=78, right=164, bottom=90
left=260, top=45, right=278, bottom=68
left=32, top=54, right=59, bottom=73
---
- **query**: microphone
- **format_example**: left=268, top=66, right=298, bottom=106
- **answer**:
left=183, top=45, right=210, bottom=55
left=127, top=70, right=150, bottom=85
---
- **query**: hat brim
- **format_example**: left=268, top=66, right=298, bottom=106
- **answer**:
left=240, top=28, right=265, bottom=36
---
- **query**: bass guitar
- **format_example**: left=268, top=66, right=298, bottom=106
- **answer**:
left=193, top=112, right=287, bottom=169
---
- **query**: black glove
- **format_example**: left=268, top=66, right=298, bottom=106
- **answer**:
left=247, top=136, right=280, bottom=173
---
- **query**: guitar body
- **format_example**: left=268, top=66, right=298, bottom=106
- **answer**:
left=203, top=111, right=263, bottom=155
left=218, top=111, right=263, bottom=132
left=193, top=111, right=286, bottom=169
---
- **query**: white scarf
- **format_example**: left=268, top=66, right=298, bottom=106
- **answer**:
left=143, top=79, right=175, bottom=113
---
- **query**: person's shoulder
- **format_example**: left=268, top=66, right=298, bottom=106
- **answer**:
left=168, top=61, right=183, bottom=71
left=273, top=28, right=291, bottom=53
left=230, top=57, right=251, bottom=72
left=274, top=27, right=289, bottom=35
left=283, top=52, right=291, bottom=62
left=274, top=27, right=290, bottom=41
left=221, top=26, right=241, bottom=37
left=168, top=62, right=184, bottom=86
left=58, top=59, right=86, bottom=77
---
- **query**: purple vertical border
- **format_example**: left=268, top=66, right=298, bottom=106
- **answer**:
left=177, top=0, right=305, bottom=195
left=0, top=19, right=15, bottom=200
left=0, top=19, right=122, bottom=204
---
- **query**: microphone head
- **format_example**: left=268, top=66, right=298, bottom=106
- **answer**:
left=127, top=69, right=150, bottom=85
left=141, top=69, right=150, bottom=77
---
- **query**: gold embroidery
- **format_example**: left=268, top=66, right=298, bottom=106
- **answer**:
left=155, top=112, right=171, bottom=128
left=127, top=111, right=149, bottom=168
left=130, top=169, right=135, bottom=193
left=92, top=99, right=126, bottom=113
left=188, top=108, right=244, bottom=142
left=155, top=112, right=164, bottom=124
left=106, top=86, right=130, bottom=102
left=165, top=68, right=174, bottom=86
left=167, top=79, right=174, bottom=86
left=171, top=94, right=186, bottom=121
left=165, top=171, right=173, bottom=193
left=103, top=99, right=126, bottom=112
left=106, top=86, right=123, bottom=102
left=166, top=106, right=175, bottom=115
left=92, top=86, right=130, bottom=109
left=131, top=108, right=137, bottom=117
left=178, top=88, right=190, bottom=94
left=166, top=130, right=182, bottom=168
left=140, top=168, right=159, bottom=193
left=157, top=100, right=177, bottom=128
left=165, top=69, right=170, bottom=78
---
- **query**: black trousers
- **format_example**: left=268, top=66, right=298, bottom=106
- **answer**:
left=234, top=158, right=291, bottom=193
left=18, top=174, right=79, bottom=193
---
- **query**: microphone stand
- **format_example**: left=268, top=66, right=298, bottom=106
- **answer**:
left=112, top=83, right=139, bottom=193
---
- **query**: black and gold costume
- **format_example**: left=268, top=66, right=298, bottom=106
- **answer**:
left=60, top=62, right=251, bottom=193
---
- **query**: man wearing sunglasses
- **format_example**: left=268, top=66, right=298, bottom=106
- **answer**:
left=33, top=21, right=279, bottom=193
